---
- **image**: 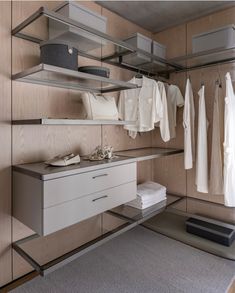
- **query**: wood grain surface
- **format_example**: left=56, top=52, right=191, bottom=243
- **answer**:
left=0, top=0, right=12, bottom=287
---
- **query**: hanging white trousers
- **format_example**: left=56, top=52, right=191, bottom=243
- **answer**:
left=224, top=73, right=235, bottom=207
left=196, top=85, right=208, bottom=193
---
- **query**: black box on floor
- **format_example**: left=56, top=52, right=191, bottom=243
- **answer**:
left=186, top=217, right=235, bottom=247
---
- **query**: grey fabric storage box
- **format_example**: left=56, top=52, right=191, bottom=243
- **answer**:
left=49, top=2, right=107, bottom=52
left=192, top=25, right=235, bottom=53
left=186, top=217, right=235, bottom=247
left=40, top=42, right=78, bottom=70
left=122, top=33, right=152, bottom=66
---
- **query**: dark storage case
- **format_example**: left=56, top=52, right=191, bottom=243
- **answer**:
left=78, top=66, right=110, bottom=78
left=186, top=217, right=235, bottom=247
left=40, top=42, right=78, bottom=70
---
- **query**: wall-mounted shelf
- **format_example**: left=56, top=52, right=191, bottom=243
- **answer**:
left=12, top=64, right=138, bottom=93
left=12, top=147, right=183, bottom=180
left=12, top=118, right=135, bottom=126
left=170, top=46, right=235, bottom=72
left=11, top=6, right=235, bottom=79
left=108, top=193, right=185, bottom=223
left=11, top=6, right=182, bottom=77
left=116, top=147, right=184, bottom=162
left=13, top=193, right=185, bottom=276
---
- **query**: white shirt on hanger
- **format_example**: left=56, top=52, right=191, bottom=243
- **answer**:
left=157, top=81, right=170, bottom=142
left=224, top=72, right=235, bottom=207
left=196, top=85, right=209, bottom=193
left=118, top=76, right=163, bottom=139
left=166, top=84, right=184, bottom=138
left=183, top=78, right=195, bottom=170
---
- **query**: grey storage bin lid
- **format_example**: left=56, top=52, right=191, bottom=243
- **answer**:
left=78, top=66, right=110, bottom=78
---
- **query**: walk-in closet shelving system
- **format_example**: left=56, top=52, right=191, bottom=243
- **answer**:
left=11, top=5, right=234, bottom=275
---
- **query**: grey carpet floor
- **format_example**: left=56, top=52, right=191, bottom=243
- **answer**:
left=12, top=226, right=235, bottom=293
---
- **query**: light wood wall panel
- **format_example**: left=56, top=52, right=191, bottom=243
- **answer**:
left=0, top=1, right=12, bottom=286
left=185, top=7, right=235, bottom=208
left=153, top=25, right=187, bottom=200
left=153, top=7, right=235, bottom=218
left=11, top=0, right=104, bottom=279
left=11, top=0, right=154, bottom=280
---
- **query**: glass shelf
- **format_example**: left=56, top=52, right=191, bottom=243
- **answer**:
left=12, top=6, right=235, bottom=76
left=12, top=118, right=135, bottom=126
left=11, top=6, right=182, bottom=76
left=170, top=46, right=235, bottom=71
left=12, top=63, right=138, bottom=93
left=12, top=194, right=185, bottom=275
left=108, top=194, right=185, bottom=224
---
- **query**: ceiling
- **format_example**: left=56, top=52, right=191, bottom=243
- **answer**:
left=97, top=1, right=235, bottom=33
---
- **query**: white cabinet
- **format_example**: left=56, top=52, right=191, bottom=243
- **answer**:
left=13, top=161, right=137, bottom=236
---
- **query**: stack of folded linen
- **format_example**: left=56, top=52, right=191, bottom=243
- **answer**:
left=126, top=181, right=167, bottom=210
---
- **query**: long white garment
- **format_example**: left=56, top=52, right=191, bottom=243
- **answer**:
left=224, top=73, right=235, bottom=207
left=196, top=85, right=208, bottom=193
left=118, top=76, right=163, bottom=139
left=183, top=78, right=195, bottom=169
left=157, top=81, right=170, bottom=142
left=166, top=84, right=184, bottom=138
left=209, top=83, right=224, bottom=195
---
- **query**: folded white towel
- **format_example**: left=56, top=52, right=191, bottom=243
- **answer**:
left=126, top=181, right=167, bottom=210
left=126, top=196, right=166, bottom=210
left=133, top=193, right=166, bottom=205
left=137, top=181, right=166, bottom=200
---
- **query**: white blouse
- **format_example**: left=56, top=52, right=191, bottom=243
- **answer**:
left=118, top=76, right=163, bottom=139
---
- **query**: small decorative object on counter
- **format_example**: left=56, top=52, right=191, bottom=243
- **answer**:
left=88, top=145, right=114, bottom=161
left=45, top=153, right=81, bottom=167
left=81, top=92, right=119, bottom=120
left=78, top=66, right=110, bottom=78
left=40, top=40, right=78, bottom=70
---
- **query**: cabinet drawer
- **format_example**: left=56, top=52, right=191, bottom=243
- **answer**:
left=43, top=162, right=136, bottom=208
left=43, top=181, right=137, bottom=235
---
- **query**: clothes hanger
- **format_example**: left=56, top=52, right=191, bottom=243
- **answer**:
left=135, top=69, right=143, bottom=79
left=200, top=70, right=205, bottom=87
left=216, top=65, right=222, bottom=88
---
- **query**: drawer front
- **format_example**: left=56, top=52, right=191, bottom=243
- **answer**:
left=43, top=181, right=137, bottom=235
left=43, top=162, right=136, bottom=208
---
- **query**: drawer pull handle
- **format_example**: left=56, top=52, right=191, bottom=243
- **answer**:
left=92, top=174, right=108, bottom=179
left=92, top=195, right=108, bottom=202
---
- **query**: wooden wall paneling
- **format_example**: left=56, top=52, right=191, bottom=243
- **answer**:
left=187, top=198, right=235, bottom=225
left=153, top=154, right=186, bottom=197
left=153, top=7, right=235, bottom=220
left=99, top=4, right=154, bottom=231
left=100, top=5, right=153, bottom=152
left=12, top=1, right=103, bottom=279
left=0, top=0, right=12, bottom=286
left=152, top=26, right=187, bottom=199
left=185, top=7, right=235, bottom=206
left=14, top=216, right=102, bottom=269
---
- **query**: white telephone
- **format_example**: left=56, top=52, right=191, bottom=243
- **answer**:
left=45, top=153, right=81, bottom=167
